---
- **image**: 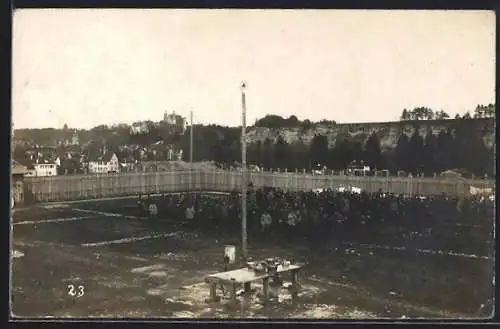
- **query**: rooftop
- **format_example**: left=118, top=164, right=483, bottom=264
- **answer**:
left=12, top=160, right=28, bottom=175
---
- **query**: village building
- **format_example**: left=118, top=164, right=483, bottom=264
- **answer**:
left=11, top=160, right=28, bottom=207
left=88, top=152, right=120, bottom=174
left=33, top=163, right=58, bottom=177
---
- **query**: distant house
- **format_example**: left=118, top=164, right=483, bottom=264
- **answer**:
left=17, top=152, right=56, bottom=177
left=11, top=160, right=28, bottom=207
left=12, top=160, right=28, bottom=175
left=71, top=131, right=80, bottom=145
left=88, top=152, right=120, bottom=174
left=162, top=111, right=187, bottom=134
left=163, top=111, right=177, bottom=124
left=33, top=163, right=58, bottom=177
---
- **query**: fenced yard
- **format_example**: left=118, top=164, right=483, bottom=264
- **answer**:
left=22, top=170, right=495, bottom=203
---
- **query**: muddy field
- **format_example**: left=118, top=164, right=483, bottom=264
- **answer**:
left=10, top=197, right=494, bottom=319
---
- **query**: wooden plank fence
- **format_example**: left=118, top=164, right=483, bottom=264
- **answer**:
left=23, top=170, right=495, bottom=203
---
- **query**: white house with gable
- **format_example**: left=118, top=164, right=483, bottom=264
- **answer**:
left=88, top=152, right=120, bottom=174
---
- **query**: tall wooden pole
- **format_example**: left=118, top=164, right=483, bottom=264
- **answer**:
left=241, top=82, right=248, bottom=260
left=190, top=110, right=193, bottom=165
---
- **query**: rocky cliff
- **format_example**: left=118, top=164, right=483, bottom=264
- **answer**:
left=246, top=118, right=495, bottom=151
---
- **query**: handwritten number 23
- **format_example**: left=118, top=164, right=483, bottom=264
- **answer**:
left=67, top=284, right=85, bottom=297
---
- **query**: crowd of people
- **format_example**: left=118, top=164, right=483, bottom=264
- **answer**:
left=137, top=186, right=494, bottom=255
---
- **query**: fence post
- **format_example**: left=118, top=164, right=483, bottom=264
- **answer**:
left=155, top=171, right=159, bottom=194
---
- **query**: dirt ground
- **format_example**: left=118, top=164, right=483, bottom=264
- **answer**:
left=10, top=197, right=494, bottom=319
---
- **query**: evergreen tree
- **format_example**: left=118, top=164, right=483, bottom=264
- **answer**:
left=364, top=132, right=382, bottom=170
left=407, top=130, right=424, bottom=174
left=309, top=134, right=329, bottom=168
left=435, top=129, right=454, bottom=172
left=262, top=138, right=275, bottom=170
left=422, top=133, right=437, bottom=176
left=394, top=134, right=410, bottom=172
left=274, top=135, right=291, bottom=170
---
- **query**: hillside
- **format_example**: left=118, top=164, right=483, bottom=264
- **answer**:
left=247, top=118, right=495, bottom=151
left=13, top=118, right=495, bottom=151
left=12, top=115, right=495, bottom=177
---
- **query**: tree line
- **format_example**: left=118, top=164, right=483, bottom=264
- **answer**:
left=200, top=126, right=493, bottom=177
left=400, top=104, right=495, bottom=121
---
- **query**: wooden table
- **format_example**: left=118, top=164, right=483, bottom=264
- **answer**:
left=205, top=264, right=303, bottom=303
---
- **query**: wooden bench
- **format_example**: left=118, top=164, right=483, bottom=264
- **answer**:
left=205, top=264, right=303, bottom=303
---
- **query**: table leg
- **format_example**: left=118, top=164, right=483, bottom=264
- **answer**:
left=230, top=283, right=237, bottom=302
left=244, top=282, right=251, bottom=295
left=262, top=277, right=270, bottom=303
left=291, top=270, right=299, bottom=299
left=209, top=282, right=218, bottom=302
left=272, top=273, right=282, bottom=286
left=291, top=270, right=299, bottom=285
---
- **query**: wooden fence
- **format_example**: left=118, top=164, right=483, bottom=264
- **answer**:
left=23, top=170, right=495, bottom=203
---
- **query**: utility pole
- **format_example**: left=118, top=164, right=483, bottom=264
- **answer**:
left=190, top=110, right=194, bottom=165
left=241, top=81, right=248, bottom=260
left=493, top=140, right=496, bottom=178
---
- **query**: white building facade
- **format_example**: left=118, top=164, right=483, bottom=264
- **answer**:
left=88, top=153, right=120, bottom=174
left=32, top=163, right=58, bottom=177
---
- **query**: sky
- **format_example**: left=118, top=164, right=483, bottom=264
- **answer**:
left=12, top=9, right=495, bottom=129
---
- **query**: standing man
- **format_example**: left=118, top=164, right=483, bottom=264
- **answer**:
left=185, top=203, right=195, bottom=228
left=260, top=210, right=272, bottom=238
left=286, top=208, right=298, bottom=239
